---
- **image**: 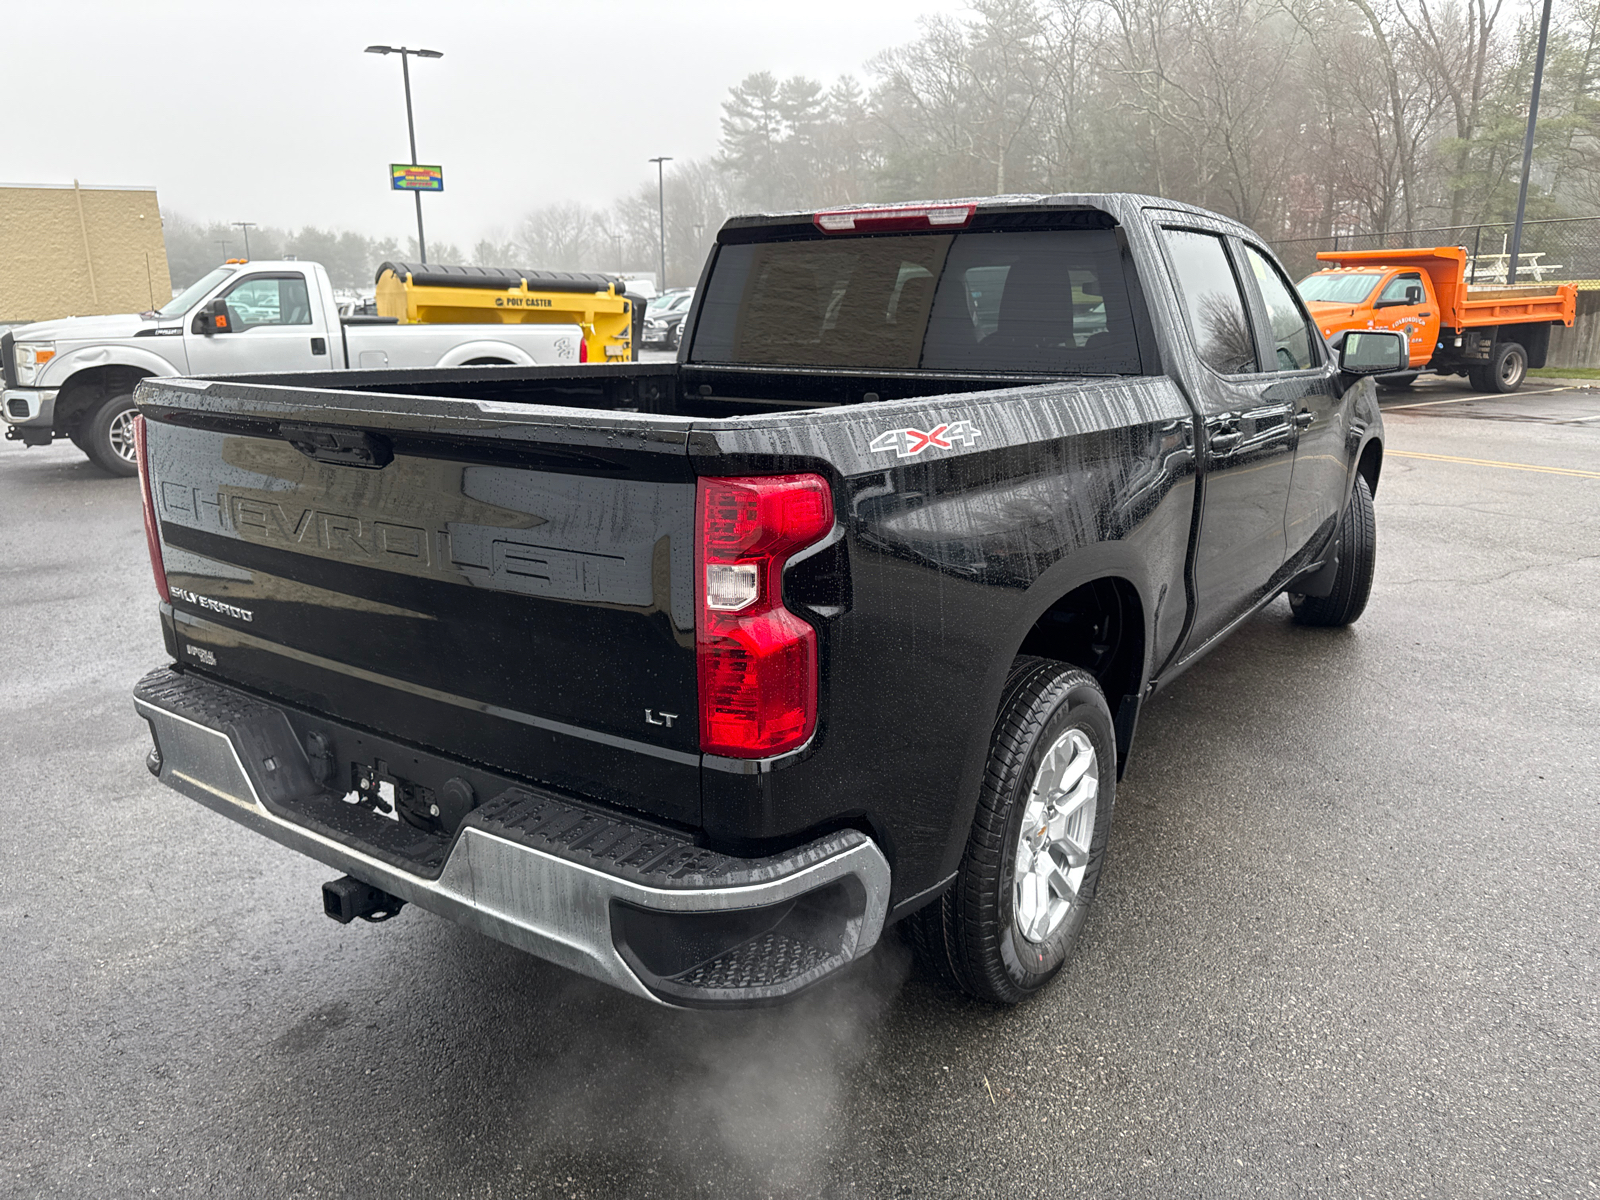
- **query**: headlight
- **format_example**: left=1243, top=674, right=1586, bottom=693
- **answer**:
left=14, top=341, right=56, bottom=386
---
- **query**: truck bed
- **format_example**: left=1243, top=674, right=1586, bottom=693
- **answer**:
left=339, top=321, right=581, bottom=371
left=1459, top=285, right=1576, bottom=326
left=223, top=360, right=1091, bottom=420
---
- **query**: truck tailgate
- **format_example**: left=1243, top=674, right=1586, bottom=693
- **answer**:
left=137, top=377, right=702, bottom=825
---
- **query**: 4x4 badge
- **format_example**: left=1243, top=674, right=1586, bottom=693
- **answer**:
left=869, top=420, right=982, bottom=458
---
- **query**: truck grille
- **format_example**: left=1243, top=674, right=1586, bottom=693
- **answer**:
left=1, top=331, right=15, bottom=390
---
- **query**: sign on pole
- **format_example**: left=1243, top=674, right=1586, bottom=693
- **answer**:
left=390, top=165, right=444, bottom=192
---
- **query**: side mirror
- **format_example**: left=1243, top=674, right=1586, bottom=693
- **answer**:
left=192, top=298, right=232, bottom=336
left=1333, top=330, right=1406, bottom=376
left=1405, top=285, right=1423, bottom=304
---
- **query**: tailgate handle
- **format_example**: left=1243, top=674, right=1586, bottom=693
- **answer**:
left=280, top=423, right=393, bottom=469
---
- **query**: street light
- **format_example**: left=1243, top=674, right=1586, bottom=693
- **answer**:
left=648, top=156, right=672, bottom=291
left=232, top=221, right=256, bottom=259
left=366, top=44, right=444, bottom=263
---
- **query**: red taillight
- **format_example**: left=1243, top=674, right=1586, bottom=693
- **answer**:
left=697, top=474, right=834, bottom=758
left=133, top=413, right=170, bottom=603
left=813, top=203, right=976, bottom=234
left=579, top=337, right=589, bottom=363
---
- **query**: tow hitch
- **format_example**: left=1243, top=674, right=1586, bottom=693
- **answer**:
left=322, top=875, right=407, bottom=924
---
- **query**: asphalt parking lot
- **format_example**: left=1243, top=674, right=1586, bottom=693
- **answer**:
left=3, top=374, right=1597, bottom=1199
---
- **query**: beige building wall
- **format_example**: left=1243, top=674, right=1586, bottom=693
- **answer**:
left=0, top=183, right=172, bottom=322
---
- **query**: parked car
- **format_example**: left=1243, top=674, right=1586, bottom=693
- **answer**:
left=1, top=261, right=586, bottom=476
left=337, top=295, right=380, bottom=318
left=642, top=289, right=694, bottom=347
left=131, top=195, right=1399, bottom=1008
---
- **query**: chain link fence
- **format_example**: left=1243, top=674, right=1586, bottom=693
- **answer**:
left=1269, top=215, right=1600, bottom=288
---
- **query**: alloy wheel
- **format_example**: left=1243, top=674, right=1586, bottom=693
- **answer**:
left=108, top=406, right=139, bottom=466
left=1013, top=727, right=1099, bottom=944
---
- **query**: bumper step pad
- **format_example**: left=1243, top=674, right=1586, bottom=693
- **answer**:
left=470, top=786, right=871, bottom=890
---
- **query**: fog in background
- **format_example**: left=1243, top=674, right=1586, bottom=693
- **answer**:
left=7, top=0, right=971, bottom=281
left=18, top=0, right=1600, bottom=291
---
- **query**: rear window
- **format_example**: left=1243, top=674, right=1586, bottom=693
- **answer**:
left=689, top=228, right=1141, bottom=375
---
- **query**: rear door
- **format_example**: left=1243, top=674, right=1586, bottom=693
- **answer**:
left=184, top=271, right=327, bottom=374
left=1153, top=220, right=1296, bottom=651
left=140, top=377, right=702, bottom=824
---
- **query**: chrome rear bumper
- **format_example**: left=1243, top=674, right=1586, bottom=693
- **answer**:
left=134, top=667, right=891, bottom=1007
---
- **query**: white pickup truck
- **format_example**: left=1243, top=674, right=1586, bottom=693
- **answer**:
left=1, top=260, right=586, bottom=476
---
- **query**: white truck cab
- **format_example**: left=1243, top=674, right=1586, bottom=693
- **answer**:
left=2, top=259, right=587, bottom=475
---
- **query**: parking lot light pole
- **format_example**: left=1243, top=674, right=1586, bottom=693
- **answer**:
left=231, top=222, right=256, bottom=259
left=366, top=44, right=443, bottom=264
left=649, top=156, right=672, bottom=291
left=1507, top=0, right=1554, bottom=285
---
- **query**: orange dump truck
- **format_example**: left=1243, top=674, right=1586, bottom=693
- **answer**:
left=1298, top=247, right=1576, bottom=393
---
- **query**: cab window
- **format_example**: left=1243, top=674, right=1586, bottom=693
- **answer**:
left=222, top=275, right=313, bottom=329
left=1161, top=229, right=1258, bottom=375
left=1378, top=273, right=1425, bottom=305
left=1244, top=245, right=1318, bottom=371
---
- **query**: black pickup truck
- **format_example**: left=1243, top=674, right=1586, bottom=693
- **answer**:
left=131, top=195, right=1403, bottom=1008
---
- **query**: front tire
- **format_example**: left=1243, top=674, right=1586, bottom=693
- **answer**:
left=1290, top=474, right=1376, bottom=627
left=83, top=392, right=139, bottom=477
left=911, top=658, right=1117, bottom=1004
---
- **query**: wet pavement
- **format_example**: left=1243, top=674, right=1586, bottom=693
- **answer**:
left=2, top=377, right=1597, bottom=1198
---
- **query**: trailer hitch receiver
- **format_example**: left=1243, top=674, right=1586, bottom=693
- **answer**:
left=322, top=875, right=407, bottom=924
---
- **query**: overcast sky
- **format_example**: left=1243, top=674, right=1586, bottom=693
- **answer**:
left=8, top=0, right=977, bottom=247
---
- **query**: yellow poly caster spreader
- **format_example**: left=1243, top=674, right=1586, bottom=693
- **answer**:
left=375, top=262, right=636, bottom=363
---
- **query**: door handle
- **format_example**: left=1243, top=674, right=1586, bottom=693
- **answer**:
left=1209, top=431, right=1242, bottom=451
left=1294, top=411, right=1315, bottom=429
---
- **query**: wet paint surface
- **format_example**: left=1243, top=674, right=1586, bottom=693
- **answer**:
left=134, top=193, right=1381, bottom=911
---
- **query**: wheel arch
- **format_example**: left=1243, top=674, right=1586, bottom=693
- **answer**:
left=1010, top=551, right=1153, bottom=776
left=896, top=551, right=1155, bottom=924
left=433, top=340, right=536, bottom=368
left=53, top=364, right=157, bottom=434
left=1357, top=435, right=1383, bottom=496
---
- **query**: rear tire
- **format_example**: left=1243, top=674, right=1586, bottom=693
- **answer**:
left=911, top=658, right=1117, bottom=1004
left=1290, top=474, right=1376, bottom=628
left=83, top=392, right=139, bottom=477
left=1487, top=341, right=1527, bottom=393
left=1466, top=365, right=1492, bottom=392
